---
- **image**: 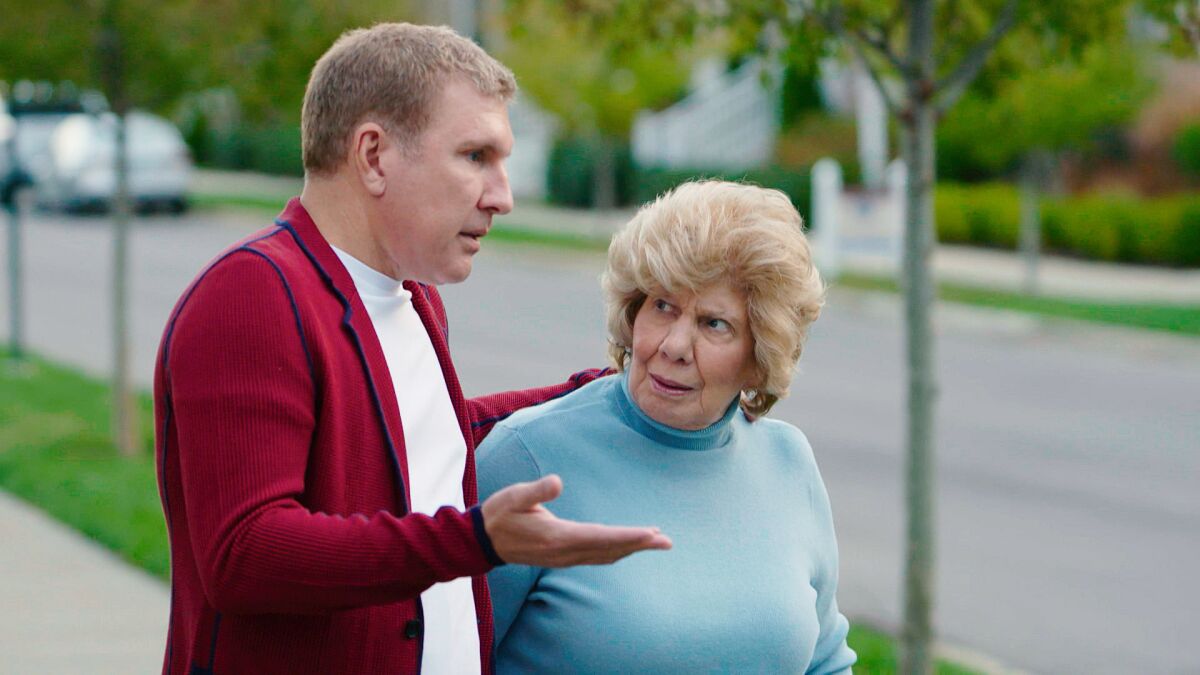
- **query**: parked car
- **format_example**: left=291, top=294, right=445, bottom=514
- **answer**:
left=2, top=83, right=95, bottom=207
left=42, top=110, right=192, bottom=213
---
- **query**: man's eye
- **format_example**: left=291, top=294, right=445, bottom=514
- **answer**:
left=467, top=150, right=484, bottom=163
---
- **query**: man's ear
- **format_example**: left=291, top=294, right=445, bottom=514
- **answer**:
left=351, top=122, right=389, bottom=196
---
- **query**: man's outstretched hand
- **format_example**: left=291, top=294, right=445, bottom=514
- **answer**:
left=482, top=475, right=672, bottom=567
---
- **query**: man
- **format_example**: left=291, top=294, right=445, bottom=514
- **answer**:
left=154, top=23, right=670, bottom=675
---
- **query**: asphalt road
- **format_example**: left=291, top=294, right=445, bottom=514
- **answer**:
left=3, top=209, right=1198, bottom=675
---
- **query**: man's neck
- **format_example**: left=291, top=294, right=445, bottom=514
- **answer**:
left=300, top=174, right=400, bottom=279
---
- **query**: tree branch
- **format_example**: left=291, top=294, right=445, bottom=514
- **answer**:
left=934, top=0, right=1020, bottom=114
left=852, top=24, right=909, bottom=77
left=845, top=35, right=903, bottom=116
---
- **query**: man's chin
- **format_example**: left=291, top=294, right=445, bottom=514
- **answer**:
left=434, top=260, right=474, bottom=286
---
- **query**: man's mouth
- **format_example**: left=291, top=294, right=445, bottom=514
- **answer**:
left=650, top=374, right=694, bottom=395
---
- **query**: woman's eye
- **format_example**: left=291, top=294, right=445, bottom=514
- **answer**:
left=654, top=299, right=672, bottom=312
left=706, top=318, right=731, bottom=332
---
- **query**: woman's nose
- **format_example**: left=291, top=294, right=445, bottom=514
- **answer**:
left=659, top=322, right=694, bottom=363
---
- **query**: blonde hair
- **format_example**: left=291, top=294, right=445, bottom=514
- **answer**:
left=602, top=180, right=825, bottom=417
left=301, top=22, right=517, bottom=174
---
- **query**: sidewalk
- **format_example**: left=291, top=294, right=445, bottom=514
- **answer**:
left=0, top=491, right=168, bottom=674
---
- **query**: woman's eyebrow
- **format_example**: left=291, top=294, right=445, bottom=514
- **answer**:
left=697, top=305, right=740, bottom=322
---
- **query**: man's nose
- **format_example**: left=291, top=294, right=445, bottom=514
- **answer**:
left=481, top=164, right=514, bottom=215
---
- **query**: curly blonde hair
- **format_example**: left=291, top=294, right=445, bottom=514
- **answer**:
left=601, top=180, right=824, bottom=417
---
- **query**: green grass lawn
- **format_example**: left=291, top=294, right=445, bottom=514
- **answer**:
left=0, top=355, right=165, bottom=578
left=0, top=348, right=977, bottom=673
left=837, top=273, right=1200, bottom=336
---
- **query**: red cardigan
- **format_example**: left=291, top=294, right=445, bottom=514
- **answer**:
left=154, top=198, right=604, bottom=674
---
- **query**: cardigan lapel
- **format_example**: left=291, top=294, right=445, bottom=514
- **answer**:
left=275, top=198, right=414, bottom=511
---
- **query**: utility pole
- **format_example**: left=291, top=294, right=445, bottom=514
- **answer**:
left=2, top=113, right=26, bottom=367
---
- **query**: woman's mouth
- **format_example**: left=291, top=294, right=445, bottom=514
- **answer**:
left=650, top=374, right=694, bottom=396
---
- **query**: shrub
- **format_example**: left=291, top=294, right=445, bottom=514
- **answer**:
left=935, top=183, right=1020, bottom=248
left=1171, top=123, right=1200, bottom=179
left=191, top=123, right=304, bottom=177
left=546, top=135, right=635, bottom=208
left=936, top=182, right=1200, bottom=267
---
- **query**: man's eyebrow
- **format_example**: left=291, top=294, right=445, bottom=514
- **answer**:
left=458, top=139, right=511, bottom=157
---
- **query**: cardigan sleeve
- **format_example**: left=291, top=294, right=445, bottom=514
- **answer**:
left=466, top=368, right=612, bottom=445
left=164, top=251, right=493, bottom=615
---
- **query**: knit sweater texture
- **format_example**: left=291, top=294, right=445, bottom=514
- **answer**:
left=154, top=198, right=605, bottom=675
left=477, top=374, right=857, bottom=674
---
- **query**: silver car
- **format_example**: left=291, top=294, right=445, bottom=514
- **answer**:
left=43, top=110, right=192, bottom=213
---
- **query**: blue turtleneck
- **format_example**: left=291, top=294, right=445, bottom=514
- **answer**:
left=476, top=374, right=855, bottom=674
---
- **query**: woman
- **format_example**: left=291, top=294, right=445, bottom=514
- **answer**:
left=476, top=181, right=856, bottom=673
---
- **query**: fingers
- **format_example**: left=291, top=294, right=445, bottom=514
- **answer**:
left=539, top=521, right=673, bottom=568
left=503, top=474, right=563, bottom=511
left=482, top=475, right=671, bottom=568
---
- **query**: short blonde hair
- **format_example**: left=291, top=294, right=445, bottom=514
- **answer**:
left=602, top=180, right=825, bottom=417
left=301, top=22, right=517, bottom=174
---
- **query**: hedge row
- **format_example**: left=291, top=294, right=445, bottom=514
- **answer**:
left=188, top=123, right=304, bottom=177
left=936, top=183, right=1200, bottom=267
left=631, top=166, right=814, bottom=223
left=545, top=136, right=814, bottom=222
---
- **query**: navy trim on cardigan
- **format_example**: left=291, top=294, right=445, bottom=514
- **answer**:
left=240, top=248, right=315, bottom=378
left=469, top=505, right=506, bottom=567
left=208, top=612, right=222, bottom=671
left=416, top=283, right=448, bottom=340
left=277, top=219, right=412, bottom=516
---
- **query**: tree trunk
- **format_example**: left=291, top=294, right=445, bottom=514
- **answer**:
left=1018, top=151, right=1047, bottom=296
left=4, top=130, right=24, bottom=365
left=111, top=111, right=137, bottom=455
left=100, top=1, right=137, bottom=455
left=592, top=133, right=618, bottom=210
left=900, top=0, right=938, bottom=673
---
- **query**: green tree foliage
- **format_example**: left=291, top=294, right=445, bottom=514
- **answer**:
left=498, top=1, right=695, bottom=138
left=939, top=38, right=1153, bottom=178
left=1141, top=0, right=1200, bottom=55
left=0, top=0, right=417, bottom=122
left=498, top=1, right=698, bottom=207
left=0, top=0, right=200, bottom=110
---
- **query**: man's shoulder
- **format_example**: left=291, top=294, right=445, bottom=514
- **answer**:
left=188, top=223, right=316, bottom=292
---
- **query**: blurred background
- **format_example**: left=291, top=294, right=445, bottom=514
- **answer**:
left=1, top=1, right=1198, bottom=673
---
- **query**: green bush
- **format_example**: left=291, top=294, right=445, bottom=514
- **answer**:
left=936, top=182, right=1200, bottom=267
left=546, top=135, right=635, bottom=208
left=633, top=166, right=813, bottom=226
left=191, top=123, right=305, bottom=177
left=935, top=183, right=1021, bottom=248
left=1171, top=123, right=1200, bottom=178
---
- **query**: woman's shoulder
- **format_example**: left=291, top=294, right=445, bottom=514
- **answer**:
left=740, top=415, right=820, bottom=471
left=476, top=376, right=619, bottom=500
left=495, top=374, right=617, bottom=436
